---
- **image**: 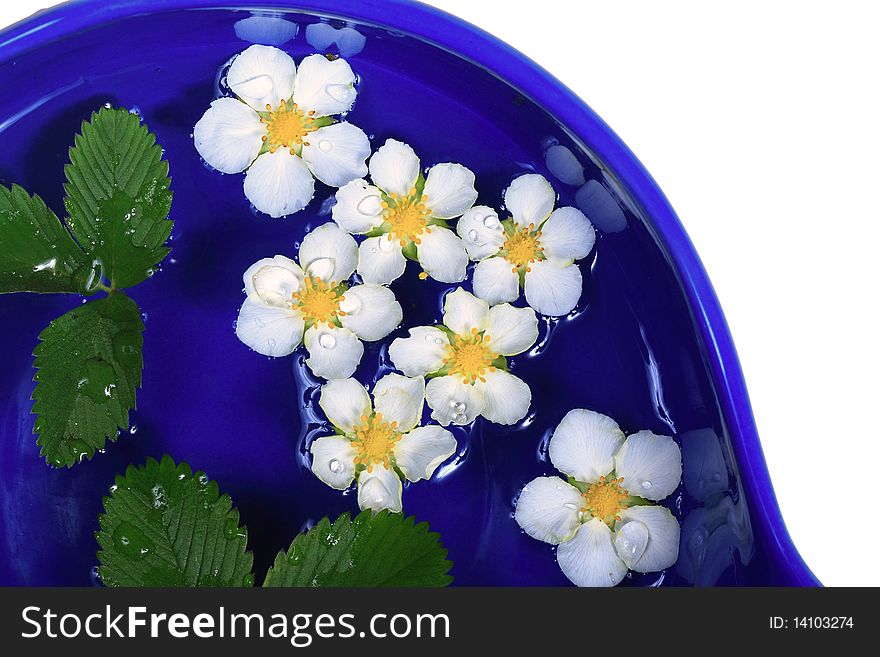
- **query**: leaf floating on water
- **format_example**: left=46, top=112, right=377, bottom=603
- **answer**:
left=32, top=293, right=144, bottom=467
left=0, top=184, right=96, bottom=294
left=64, top=107, right=174, bottom=289
left=96, top=455, right=254, bottom=587
left=263, top=510, right=453, bottom=587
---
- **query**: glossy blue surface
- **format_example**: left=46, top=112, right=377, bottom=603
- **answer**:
left=0, top=0, right=818, bottom=586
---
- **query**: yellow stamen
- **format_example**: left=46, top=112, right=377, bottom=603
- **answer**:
left=351, top=413, right=401, bottom=472
left=291, top=276, right=342, bottom=325
left=442, top=329, right=498, bottom=384
left=384, top=186, right=432, bottom=244
left=503, top=223, right=544, bottom=270
left=262, top=99, right=317, bottom=151
left=581, top=476, right=629, bottom=526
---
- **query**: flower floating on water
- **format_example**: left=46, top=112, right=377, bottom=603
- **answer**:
left=332, top=139, right=477, bottom=284
left=456, top=173, right=596, bottom=316
left=235, top=223, right=402, bottom=379
left=389, top=288, right=537, bottom=426
left=515, top=409, right=682, bottom=587
left=310, top=374, right=457, bottom=513
left=194, top=45, right=370, bottom=218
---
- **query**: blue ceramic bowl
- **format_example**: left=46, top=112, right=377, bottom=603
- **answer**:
left=0, top=0, right=817, bottom=586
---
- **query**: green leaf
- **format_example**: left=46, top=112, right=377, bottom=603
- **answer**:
left=97, top=455, right=255, bottom=587
left=0, top=184, right=98, bottom=294
left=32, top=293, right=144, bottom=467
left=263, top=511, right=453, bottom=587
left=64, top=107, right=173, bottom=289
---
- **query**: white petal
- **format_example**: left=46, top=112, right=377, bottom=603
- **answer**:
left=357, top=236, right=407, bottom=285
left=298, top=222, right=358, bottom=282
left=301, top=122, right=370, bottom=187
left=540, top=206, right=596, bottom=262
left=614, top=431, right=683, bottom=501
left=442, top=287, right=489, bottom=336
left=332, top=179, right=385, bottom=234
left=309, top=436, right=357, bottom=489
left=388, top=327, right=450, bottom=377
left=357, top=465, right=403, bottom=513
left=244, top=150, right=315, bottom=218
left=416, top=226, right=468, bottom=283
left=455, top=205, right=505, bottom=260
left=514, top=476, right=583, bottom=545
left=422, top=163, right=477, bottom=219
left=338, top=284, right=402, bottom=342
left=304, top=325, right=364, bottom=380
left=227, top=44, right=297, bottom=110
left=478, top=369, right=531, bottom=425
left=394, top=425, right=457, bottom=482
left=485, top=303, right=538, bottom=356
left=523, top=259, right=582, bottom=316
left=617, top=505, right=680, bottom=573
left=425, top=375, right=485, bottom=426
left=472, top=257, right=520, bottom=306
left=557, top=518, right=628, bottom=587
left=193, top=98, right=263, bottom=174
left=242, top=255, right=303, bottom=305
left=368, top=139, right=420, bottom=197
left=504, top=173, right=556, bottom=228
left=235, top=297, right=304, bottom=357
left=549, top=409, right=625, bottom=484
left=319, top=377, right=371, bottom=433
left=372, top=373, right=425, bottom=433
left=292, top=54, right=357, bottom=117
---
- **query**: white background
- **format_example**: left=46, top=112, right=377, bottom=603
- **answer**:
left=2, top=0, right=877, bottom=586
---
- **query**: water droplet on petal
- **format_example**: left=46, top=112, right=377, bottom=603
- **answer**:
left=357, top=194, right=383, bottom=216
left=318, top=139, right=333, bottom=153
left=267, top=338, right=277, bottom=350
left=329, top=459, right=342, bottom=473
left=641, top=480, right=653, bottom=491
left=563, top=502, right=579, bottom=511
left=305, top=257, right=335, bottom=281
left=614, top=520, right=649, bottom=568
left=338, top=293, right=362, bottom=315
left=483, top=214, right=500, bottom=228
left=453, top=402, right=467, bottom=414
left=325, top=82, right=353, bottom=103
left=319, top=333, right=336, bottom=349
left=467, top=229, right=479, bottom=242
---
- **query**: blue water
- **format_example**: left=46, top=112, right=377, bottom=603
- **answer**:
left=0, top=8, right=765, bottom=585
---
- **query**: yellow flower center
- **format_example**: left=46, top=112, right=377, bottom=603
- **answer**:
left=443, top=328, right=498, bottom=384
left=383, top=187, right=432, bottom=246
left=582, top=476, right=629, bottom=526
left=503, top=223, right=544, bottom=272
left=352, top=412, right=400, bottom=472
left=291, top=276, right=344, bottom=325
left=261, top=99, right=317, bottom=153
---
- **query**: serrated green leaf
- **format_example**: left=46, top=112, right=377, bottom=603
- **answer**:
left=263, top=511, right=453, bottom=587
left=0, top=184, right=98, bottom=294
left=64, top=107, right=173, bottom=289
left=97, top=455, right=254, bottom=587
left=32, top=293, right=144, bottom=467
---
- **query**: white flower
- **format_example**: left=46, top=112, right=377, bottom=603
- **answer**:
left=331, top=139, right=477, bottom=284
left=310, top=374, right=458, bottom=513
left=194, top=45, right=370, bottom=218
left=514, top=409, right=682, bottom=587
left=456, top=173, right=596, bottom=316
left=234, top=222, right=402, bottom=379
left=388, top=288, right=537, bottom=426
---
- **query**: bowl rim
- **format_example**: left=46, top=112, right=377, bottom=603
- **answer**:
left=0, top=0, right=819, bottom=585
